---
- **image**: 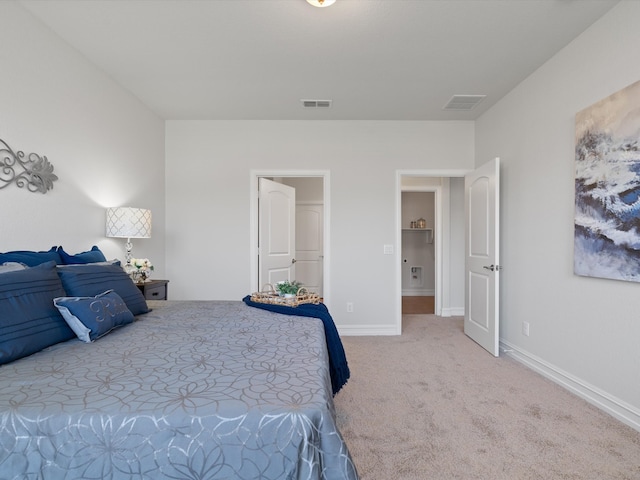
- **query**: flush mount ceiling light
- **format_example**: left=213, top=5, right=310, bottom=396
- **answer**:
left=306, top=0, right=336, bottom=7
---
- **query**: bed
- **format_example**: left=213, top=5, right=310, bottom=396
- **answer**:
left=0, top=249, right=357, bottom=479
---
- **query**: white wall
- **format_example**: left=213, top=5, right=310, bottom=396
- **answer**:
left=165, top=120, right=474, bottom=330
left=476, top=0, right=640, bottom=427
left=0, top=2, right=166, bottom=276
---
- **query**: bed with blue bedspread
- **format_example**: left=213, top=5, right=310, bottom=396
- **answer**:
left=0, top=249, right=357, bottom=480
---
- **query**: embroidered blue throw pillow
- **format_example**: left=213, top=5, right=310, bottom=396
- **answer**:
left=56, top=263, right=150, bottom=315
left=0, top=261, right=75, bottom=365
left=57, top=246, right=107, bottom=265
left=54, top=290, right=135, bottom=342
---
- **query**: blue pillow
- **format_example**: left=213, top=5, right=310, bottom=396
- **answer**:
left=56, top=263, right=150, bottom=316
left=54, top=290, right=135, bottom=342
left=57, top=246, right=107, bottom=265
left=0, top=261, right=75, bottom=365
left=0, top=247, right=62, bottom=266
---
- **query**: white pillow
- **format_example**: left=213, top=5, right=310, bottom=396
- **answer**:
left=0, top=262, right=27, bottom=274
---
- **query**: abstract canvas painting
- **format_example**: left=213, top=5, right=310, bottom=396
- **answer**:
left=575, top=79, right=640, bottom=282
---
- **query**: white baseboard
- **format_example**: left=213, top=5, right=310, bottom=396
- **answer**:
left=500, top=339, right=640, bottom=433
left=440, top=307, right=464, bottom=317
left=401, top=289, right=435, bottom=296
left=338, top=324, right=400, bottom=336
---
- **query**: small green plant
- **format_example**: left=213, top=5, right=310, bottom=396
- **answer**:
left=276, top=280, right=303, bottom=295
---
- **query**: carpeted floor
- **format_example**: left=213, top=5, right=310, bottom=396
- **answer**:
left=334, top=314, right=640, bottom=480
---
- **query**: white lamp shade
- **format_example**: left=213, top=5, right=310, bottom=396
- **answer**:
left=106, top=207, right=152, bottom=239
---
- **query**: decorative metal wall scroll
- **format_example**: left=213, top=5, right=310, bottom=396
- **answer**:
left=0, top=138, right=58, bottom=194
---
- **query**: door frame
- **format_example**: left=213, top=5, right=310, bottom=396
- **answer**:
left=395, top=169, right=468, bottom=333
left=250, top=169, right=331, bottom=308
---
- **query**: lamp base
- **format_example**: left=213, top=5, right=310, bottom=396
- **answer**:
left=123, top=238, right=137, bottom=279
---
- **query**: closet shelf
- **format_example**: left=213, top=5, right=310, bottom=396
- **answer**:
left=402, top=228, right=433, bottom=244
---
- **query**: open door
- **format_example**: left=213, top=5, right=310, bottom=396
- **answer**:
left=295, top=204, right=324, bottom=297
left=464, top=158, right=500, bottom=356
left=258, top=178, right=296, bottom=289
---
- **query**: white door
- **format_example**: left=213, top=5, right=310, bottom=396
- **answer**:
left=258, top=178, right=296, bottom=290
left=295, top=204, right=323, bottom=297
left=464, top=158, right=500, bottom=356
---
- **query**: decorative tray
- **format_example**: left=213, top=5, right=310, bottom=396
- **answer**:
left=250, top=284, right=320, bottom=307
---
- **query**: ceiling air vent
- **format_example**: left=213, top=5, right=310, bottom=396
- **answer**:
left=443, top=95, right=486, bottom=111
left=301, top=99, right=332, bottom=108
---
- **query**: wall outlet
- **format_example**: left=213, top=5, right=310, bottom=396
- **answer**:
left=522, top=321, right=530, bottom=337
left=346, top=302, right=354, bottom=313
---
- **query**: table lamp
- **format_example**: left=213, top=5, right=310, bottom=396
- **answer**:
left=105, top=207, right=152, bottom=273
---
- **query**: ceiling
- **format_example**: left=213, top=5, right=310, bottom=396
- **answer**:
left=19, top=0, right=619, bottom=121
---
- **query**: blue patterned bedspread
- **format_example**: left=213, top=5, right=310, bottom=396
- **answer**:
left=0, top=300, right=358, bottom=479
left=242, top=296, right=350, bottom=395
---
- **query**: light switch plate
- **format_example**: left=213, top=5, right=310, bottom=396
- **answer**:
left=383, top=244, right=394, bottom=255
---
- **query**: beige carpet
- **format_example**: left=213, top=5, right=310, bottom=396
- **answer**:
left=334, top=315, right=640, bottom=480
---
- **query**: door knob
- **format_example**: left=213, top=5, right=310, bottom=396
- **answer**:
left=291, top=258, right=297, bottom=264
left=482, top=264, right=502, bottom=271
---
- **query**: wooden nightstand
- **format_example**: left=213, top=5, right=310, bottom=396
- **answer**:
left=136, top=279, right=169, bottom=300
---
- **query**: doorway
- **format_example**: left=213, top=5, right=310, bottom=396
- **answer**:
left=396, top=165, right=499, bottom=356
left=395, top=170, right=467, bottom=333
left=250, top=170, right=331, bottom=307
left=401, top=191, right=436, bottom=314
left=281, top=177, right=324, bottom=298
